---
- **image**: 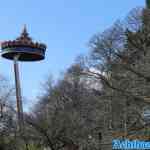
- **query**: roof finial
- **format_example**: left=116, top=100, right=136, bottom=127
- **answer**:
left=146, top=0, right=150, bottom=8
left=16, top=24, right=32, bottom=41
left=22, top=24, right=28, bottom=36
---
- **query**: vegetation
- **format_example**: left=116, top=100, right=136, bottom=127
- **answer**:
left=1, top=1, right=150, bottom=150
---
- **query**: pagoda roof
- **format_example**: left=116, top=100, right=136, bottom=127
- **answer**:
left=1, top=25, right=46, bottom=50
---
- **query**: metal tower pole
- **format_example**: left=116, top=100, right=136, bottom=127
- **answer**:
left=14, top=55, right=24, bottom=133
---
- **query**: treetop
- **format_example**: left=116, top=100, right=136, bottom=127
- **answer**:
left=146, top=0, right=150, bottom=8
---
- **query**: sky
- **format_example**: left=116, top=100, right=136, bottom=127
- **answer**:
left=0, top=0, right=145, bottom=111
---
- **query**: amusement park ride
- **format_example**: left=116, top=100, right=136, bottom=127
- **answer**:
left=0, top=25, right=47, bottom=132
